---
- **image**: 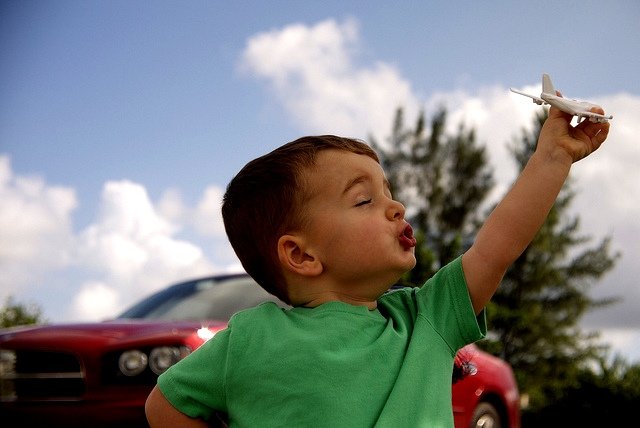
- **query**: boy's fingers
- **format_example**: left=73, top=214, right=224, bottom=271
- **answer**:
left=586, top=125, right=605, bottom=141
left=548, top=105, right=571, bottom=120
left=578, top=121, right=609, bottom=155
left=591, top=123, right=610, bottom=143
left=577, top=110, right=610, bottom=135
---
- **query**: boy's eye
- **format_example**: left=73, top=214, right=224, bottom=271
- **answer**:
left=355, top=199, right=372, bottom=207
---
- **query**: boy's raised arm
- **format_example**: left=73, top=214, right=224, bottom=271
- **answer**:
left=462, top=105, right=610, bottom=315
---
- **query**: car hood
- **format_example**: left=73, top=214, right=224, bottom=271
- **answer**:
left=0, top=319, right=228, bottom=351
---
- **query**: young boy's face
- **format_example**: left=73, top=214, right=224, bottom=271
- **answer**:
left=300, top=149, right=417, bottom=291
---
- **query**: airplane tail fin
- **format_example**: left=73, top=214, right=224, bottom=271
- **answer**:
left=542, top=74, right=555, bottom=94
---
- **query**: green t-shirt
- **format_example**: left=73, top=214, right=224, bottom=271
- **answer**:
left=158, top=256, right=486, bottom=427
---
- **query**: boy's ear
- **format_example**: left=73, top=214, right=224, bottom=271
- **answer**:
left=277, top=234, right=323, bottom=277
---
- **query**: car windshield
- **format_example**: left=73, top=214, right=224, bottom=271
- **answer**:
left=117, top=275, right=286, bottom=321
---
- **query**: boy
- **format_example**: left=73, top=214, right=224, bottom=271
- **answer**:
left=146, top=105, right=609, bottom=427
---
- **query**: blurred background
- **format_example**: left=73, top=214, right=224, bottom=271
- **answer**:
left=1, top=0, right=639, bottom=368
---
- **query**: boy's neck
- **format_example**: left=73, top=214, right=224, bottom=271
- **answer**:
left=283, top=267, right=399, bottom=311
left=296, top=297, right=378, bottom=311
left=297, top=294, right=379, bottom=310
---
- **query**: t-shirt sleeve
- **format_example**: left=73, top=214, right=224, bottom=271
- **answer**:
left=156, top=326, right=231, bottom=420
left=417, top=256, right=487, bottom=351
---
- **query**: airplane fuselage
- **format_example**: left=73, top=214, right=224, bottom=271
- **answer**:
left=541, top=94, right=600, bottom=117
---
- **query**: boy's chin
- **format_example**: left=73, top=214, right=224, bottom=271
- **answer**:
left=403, top=254, right=417, bottom=270
left=391, top=258, right=417, bottom=281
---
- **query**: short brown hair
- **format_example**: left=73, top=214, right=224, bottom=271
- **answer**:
left=222, top=135, right=379, bottom=303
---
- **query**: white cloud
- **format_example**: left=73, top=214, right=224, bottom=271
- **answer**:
left=68, top=180, right=217, bottom=320
left=0, top=164, right=239, bottom=322
left=240, top=18, right=420, bottom=140
left=72, top=281, right=120, bottom=321
left=157, top=187, right=187, bottom=225
left=157, top=185, right=227, bottom=239
left=0, top=156, right=77, bottom=301
left=192, top=185, right=226, bottom=238
left=597, top=328, right=640, bottom=363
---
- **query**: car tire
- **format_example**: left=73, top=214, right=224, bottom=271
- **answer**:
left=470, top=402, right=501, bottom=428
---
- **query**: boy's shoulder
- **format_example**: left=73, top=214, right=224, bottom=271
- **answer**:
left=380, top=285, right=417, bottom=303
left=229, top=301, right=285, bottom=324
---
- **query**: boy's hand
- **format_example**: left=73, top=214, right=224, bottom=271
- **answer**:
left=538, top=104, right=610, bottom=164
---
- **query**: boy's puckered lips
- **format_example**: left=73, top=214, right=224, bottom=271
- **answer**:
left=399, top=223, right=417, bottom=250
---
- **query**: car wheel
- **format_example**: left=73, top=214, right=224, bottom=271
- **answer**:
left=470, top=402, right=501, bottom=428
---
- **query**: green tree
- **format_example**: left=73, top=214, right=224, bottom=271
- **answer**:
left=479, top=110, right=619, bottom=412
left=0, top=296, right=45, bottom=328
left=371, top=107, right=493, bottom=286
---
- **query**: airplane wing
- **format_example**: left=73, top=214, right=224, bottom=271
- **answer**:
left=578, top=110, right=613, bottom=123
left=510, top=88, right=547, bottom=105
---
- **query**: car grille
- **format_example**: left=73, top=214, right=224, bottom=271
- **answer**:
left=0, top=350, right=85, bottom=402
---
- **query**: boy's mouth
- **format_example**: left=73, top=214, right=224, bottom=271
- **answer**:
left=399, top=224, right=417, bottom=250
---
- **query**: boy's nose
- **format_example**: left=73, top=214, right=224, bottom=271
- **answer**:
left=387, top=199, right=405, bottom=221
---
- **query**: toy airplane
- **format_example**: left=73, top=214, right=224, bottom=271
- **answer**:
left=510, top=74, right=612, bottom=123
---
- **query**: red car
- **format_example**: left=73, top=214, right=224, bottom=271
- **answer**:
left=0, top=274, right=520, bottom=427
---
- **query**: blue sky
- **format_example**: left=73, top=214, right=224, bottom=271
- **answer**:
left=1, top=1, right=639, bottom=361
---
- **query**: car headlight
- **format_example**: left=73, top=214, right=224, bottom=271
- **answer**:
left=149, top=346, right=191, bottom=375
left=118, top=350, right=148, bottom=376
